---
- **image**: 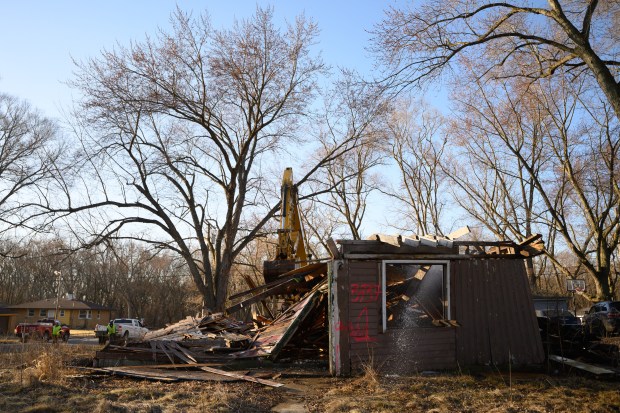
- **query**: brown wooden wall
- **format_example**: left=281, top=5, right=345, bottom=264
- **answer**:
left=330, top=256, right=544, bottom=375
left=451, top=259, right=544, bottom=366
left=331, top=260, right=456, bottom=375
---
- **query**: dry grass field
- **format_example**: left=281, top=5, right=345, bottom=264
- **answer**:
left=0, top=343, right=619, bottom=413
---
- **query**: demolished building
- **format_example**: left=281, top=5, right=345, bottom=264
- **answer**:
left=93, top=231, right=545, bottom=379
left=328, top=233, right=545, bottom=375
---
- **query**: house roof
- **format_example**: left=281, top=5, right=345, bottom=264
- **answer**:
left=0, top=308, right=17, bottom=315
left=336, top=231, right=545, bottom=259
left=8, top=298, right=113, bottom=311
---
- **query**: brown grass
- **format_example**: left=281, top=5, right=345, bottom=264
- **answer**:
left=1, top=345, right=619, bottom=412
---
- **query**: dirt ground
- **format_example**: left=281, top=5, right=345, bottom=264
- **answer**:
left=1, top=343, right=619, bottom=413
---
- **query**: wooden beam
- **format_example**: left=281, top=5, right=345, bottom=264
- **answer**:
left=225, top=271, right=325, bottom=314
left=228, top=262, right=326, bottom=301
left=343, top=253, right=525, bottom=260
left=326, top=237, right=341, bottom=259
left=447, top=226, right=471, bottom=240
left=368, top=234, right=402, bottom=247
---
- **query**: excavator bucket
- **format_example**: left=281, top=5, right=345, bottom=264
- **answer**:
left=263, top=259, right=296, bottom=284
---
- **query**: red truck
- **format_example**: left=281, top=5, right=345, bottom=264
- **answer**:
left=14, top=318, right=70, bottom=342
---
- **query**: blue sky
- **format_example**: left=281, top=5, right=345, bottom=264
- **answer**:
left=0, top=1, right=463, bottom=238
left=0, top=1, right=404, bottom=121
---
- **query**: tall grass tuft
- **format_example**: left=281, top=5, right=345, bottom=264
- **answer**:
left=6, top=343, right=81, bottom=386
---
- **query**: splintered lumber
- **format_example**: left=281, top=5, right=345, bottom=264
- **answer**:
left=517, top=234, right=545, bottom=257
left=144, top=316, right=202, bottom=341
left=234, top=281, right=327, bottom=359
left=226, top=264, right=327, bottom=314
left=226, top=278, right=302, bottom=314
left=228, top=262, right=327, bottom=301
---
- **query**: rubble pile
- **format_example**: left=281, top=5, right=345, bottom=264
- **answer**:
left=94, top=263, right=330, bottom=372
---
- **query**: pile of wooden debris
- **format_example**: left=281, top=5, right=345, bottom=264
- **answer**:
left=93, top=262, right=330, bottom=385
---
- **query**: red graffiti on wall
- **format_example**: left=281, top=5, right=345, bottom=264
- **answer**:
left=335, top=282, right=381, bottom=342
left=350, top=283, right=381, bottom=303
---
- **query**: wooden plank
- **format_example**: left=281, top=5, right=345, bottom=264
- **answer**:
left=548, top=355, right=615, bottom=376
left=98, top=367, right=178, bottom=382
left=170, top=342, right=199, bottom=364
left=225, top=278, right=298, bottom=314
left=94, top=366, right=244, bottom=382
left=155, top=341, right=177, bottom=364
left=162, top=342, right=194, bottom=364
left=401, top=235, right=420, bottom=247
left=343, top=253, right=525, bottom=260
left=371, top=234, right=402, bottom=247
left=197, top=366, right=284, bottom=388
left=326, top=237, right=341, bottom=259
left=228, top=262, right=327, bottom=300
left=447, top=226, right=471, bottom=240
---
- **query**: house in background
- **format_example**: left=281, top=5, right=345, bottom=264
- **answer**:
left=8, top=294, right=114, bottom=329
left=0, top=304, right=18, bottom=335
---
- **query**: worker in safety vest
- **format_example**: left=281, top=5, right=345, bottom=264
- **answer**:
left=52, top=321, right=62, bottom=344
left=106, top=320, right=116, bottom=337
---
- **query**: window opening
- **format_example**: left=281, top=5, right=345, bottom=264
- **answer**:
left=78, top=310, right=92, bottom=319
left=381, top=260, right=450, bottom=332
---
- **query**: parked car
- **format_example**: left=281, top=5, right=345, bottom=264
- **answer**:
left=15, top=318, right=70, bottom=342
left=583, top=301, right=620, bottom=338
left=94, top=318, right=148, bottom=345
left=536, top=309, right=582, bottom=339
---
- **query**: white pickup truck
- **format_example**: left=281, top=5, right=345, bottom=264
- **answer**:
left=94, top=318, right=149, bottom=345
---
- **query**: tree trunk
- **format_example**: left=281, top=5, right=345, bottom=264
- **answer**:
left=525, top=256, right=536, bottom=290
left=594, top=247, right=613, bottom=300
left=575, top=40, right=620, bottom=121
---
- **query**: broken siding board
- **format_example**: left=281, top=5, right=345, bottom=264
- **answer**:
left=326, top=238, right=341, bottom=259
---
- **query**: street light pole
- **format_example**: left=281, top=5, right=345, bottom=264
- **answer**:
left=54, top=270, right=62, bottom=321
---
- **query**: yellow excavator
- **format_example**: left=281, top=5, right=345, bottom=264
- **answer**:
left=263, top=167, right=309, bottom=283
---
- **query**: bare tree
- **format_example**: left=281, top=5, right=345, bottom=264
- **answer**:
left=373, top=1, right=620, bottom=120
left=0, top=92, right=62, bottom=247
left=62, top=7, right=362, bottom=311
left=385, top=99, right=447, bottom=236
left=443, top=75, right=550, bottom=286
left=449, top=70, right=620, bottom=300
left=306, top=72, right=390, bottom=240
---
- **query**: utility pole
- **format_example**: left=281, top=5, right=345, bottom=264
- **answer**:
left=54, top=270, right=62, bottom=321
